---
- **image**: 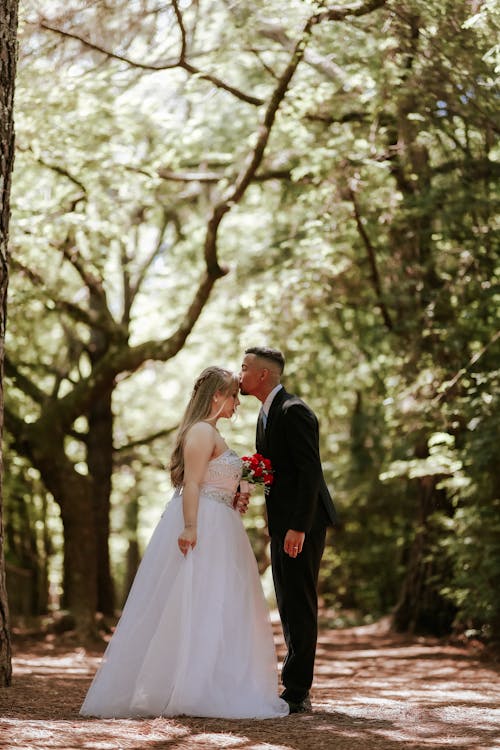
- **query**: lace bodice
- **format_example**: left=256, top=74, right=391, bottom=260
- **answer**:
left=200, top=449, right=242, bottom=508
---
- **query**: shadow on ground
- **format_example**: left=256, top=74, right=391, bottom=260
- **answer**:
left=1, top=618, right=499, bottom=750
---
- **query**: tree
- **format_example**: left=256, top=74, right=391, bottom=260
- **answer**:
left=0, top=0, right=19, bottom=687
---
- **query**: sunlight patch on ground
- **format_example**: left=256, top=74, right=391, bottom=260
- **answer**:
left=13, top=650, right=94, bottom=677
left=180, top=733, right=293, bottom=749
left=311, top=693, right=500, bottom=748
left=0, top=719, right=190, bottom=750
left=3, top=628, right=500, bottom=750
left=188, top=732, right=247, bottom=747
left=0, top=720, right=296, bottom=750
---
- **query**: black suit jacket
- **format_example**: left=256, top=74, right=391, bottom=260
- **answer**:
left=256, top=388, right=337, bottom=536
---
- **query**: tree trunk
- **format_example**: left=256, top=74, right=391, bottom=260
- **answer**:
left=28, top=437, right=98, bottom=636
left=0, top=0, right=19, bottom=687
left=86, top=291, right=116, bottom=615
left=10, top=491, right=49, bottom=615
left=392, top=475, right=456, bottom=635
left=39, top=492, right=51, bottom=614
left=59, top=480, right=98, bottom=633
left=87, top=387, right=115, bottom=615
left=123, top=492, right=140, bottom=605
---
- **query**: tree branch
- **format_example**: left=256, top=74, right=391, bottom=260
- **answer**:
left=127, top=210, right=172, bottom=315
left=157, top=167, right=292, bottom=184
left=114, top=426, right=178, bottom=453
left=305, top=110, right=369, bottom=125
left=349, top=187, right=394, bottom=332
left=10, top=258, right=116, bottom=333
left=171, top=0, right=187, bottom=61
left=249, top=46, right=280, bottom=80
left=55, top=237, right=105, bottom=299
left=45, top=252, right=228, bottom=431
left=313, top=0, right=388, bottom=23
left=179, top=60, right=264, bottom=105
left=260, top=23, right=349, bottom=84
left=4, top=358, right=47, bottom=404
left=17, top=145, right=88, bottom=197
left=202, top=11, right=318, bottom=260
left=433, top=157, right=500, bottom=181
left=54, top=299, right=103, bottom=330
left=38, top=21, right=264, bottom=107
left=434, top=330, right=500, bottom=405
left=10, top=257, right=44, bottom=286
left=3, top=405, right=27, bottom=441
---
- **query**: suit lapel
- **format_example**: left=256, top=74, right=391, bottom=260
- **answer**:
left=256, top=388, right=287, bottom=454
left=265, top=388, right=287, bottom=441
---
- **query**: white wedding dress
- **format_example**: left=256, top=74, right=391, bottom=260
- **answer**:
left=80, top=449, right=288, bottom=719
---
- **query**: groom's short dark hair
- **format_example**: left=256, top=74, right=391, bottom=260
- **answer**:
left=245, top=347, right=285, bottom=374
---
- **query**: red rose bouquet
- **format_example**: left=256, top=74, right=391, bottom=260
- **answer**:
left=241, top=453, right=274, bottom=487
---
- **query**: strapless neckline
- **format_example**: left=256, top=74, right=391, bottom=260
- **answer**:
left=210, top=448, right=237, bottom=463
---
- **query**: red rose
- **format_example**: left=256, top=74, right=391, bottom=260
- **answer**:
left=241, top=453, right=274, bottom=487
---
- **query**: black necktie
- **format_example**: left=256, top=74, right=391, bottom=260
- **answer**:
left=256, top=408, right=266, bottom=450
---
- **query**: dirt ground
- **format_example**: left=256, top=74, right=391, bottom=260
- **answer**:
left=1, top=615, right=499, bottom=750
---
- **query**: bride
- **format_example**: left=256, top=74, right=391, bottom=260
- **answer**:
left=80, top=366, right=288, bottom=719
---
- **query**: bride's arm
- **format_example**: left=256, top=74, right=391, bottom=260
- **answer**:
left=177, top=423, right=214, bottom=555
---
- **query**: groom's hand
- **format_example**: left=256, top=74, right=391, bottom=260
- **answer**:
left=284, top=530, right=305, bottom=558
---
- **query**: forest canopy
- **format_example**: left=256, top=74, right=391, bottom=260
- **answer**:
left=4, top=0, right=499, bottom=638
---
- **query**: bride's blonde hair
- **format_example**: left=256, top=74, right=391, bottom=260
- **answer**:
left=169, top=366, right=238, bottom=487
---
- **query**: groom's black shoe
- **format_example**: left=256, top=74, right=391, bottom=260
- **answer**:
left=281, top=691, right=312, bottom=714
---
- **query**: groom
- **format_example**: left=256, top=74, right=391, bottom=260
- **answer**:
left=239, top=346, right=337, bottom=713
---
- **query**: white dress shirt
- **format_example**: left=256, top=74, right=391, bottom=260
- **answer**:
left=260, top=384, right=283, bottom=426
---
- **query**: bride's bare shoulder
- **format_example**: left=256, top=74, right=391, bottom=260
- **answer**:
left=184, top=421, right=217, bottom=446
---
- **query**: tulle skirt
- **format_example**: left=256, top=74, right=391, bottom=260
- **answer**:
left=80, top=490, right=288, bottom=719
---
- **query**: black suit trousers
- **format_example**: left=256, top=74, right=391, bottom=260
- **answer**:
left=270, top=520, right=327, bottom=701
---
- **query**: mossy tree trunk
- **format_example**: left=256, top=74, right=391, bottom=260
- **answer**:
left=0, top=0, right=19, bottom=687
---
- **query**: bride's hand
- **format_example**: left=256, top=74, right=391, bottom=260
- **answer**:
left=178, top=526, right=197, bottom=556
left=234, top=489, right=250, bottom=514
